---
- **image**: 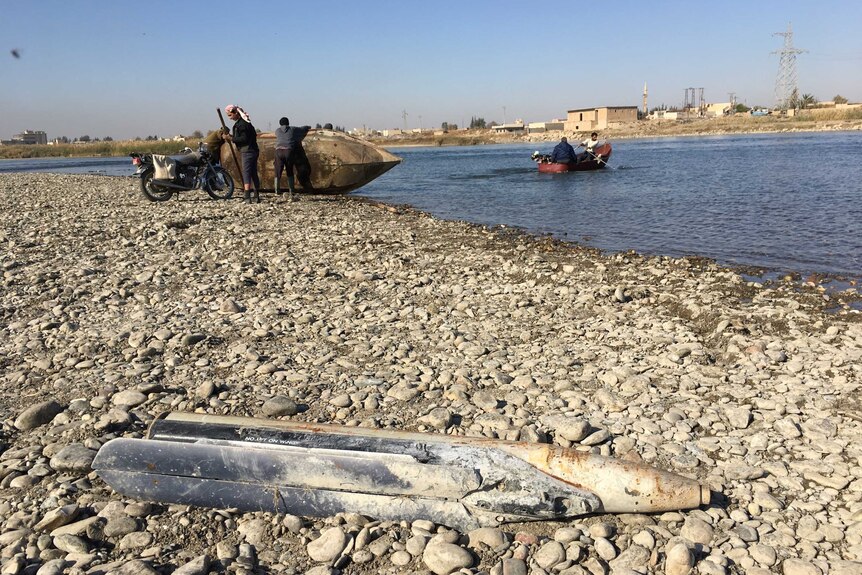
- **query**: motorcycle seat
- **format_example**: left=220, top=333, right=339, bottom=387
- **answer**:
left=174, top=152, right=202, bottom=166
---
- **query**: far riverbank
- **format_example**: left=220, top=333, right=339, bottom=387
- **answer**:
left=373, top=115, right=862, bottom=148
left=3, top=113, right=862, bottom=159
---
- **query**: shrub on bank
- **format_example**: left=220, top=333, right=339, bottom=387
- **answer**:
left=794, top=108, right=862, bottom=121
left=0, top=139, right=204, bottom=160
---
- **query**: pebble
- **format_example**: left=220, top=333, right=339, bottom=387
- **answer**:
left=237, top=518, right=268, bottom=546
left=593, top=536, right=617, bottom=560
left=52, top=534, right=89, bottom=554
left=111, top=389, right=147, bottom=407
left=306, top=527, right=349, bottom=563
left=34, top=559, right=65, bottom=575
left=171, top=555, right=211, bottom=575
left=110, top=560, right=160, bottom=575
left=406, top=534, right=429, bottom=556
left=260, top=394, right=298, bottom=417
left=34, top=505, right=79, bottom=532
left=48, top=444, right=97, bottom=474
left=422, top=542, right=474, bottom=575
left=501, top=557, right=527, bottom=575
left=419, top=407, right=453, bottom=429
left=467, top=527, right=508, bottom=550
left=390, top=550, right=412, bottom=566
left=533, top=540, right=566, bottom=569
left=117, top=532, right=153, bottom=549
left=609, top=544, right=650, bottom=571
left=680, top=517, right=714, bottom=545
left=14, top=400, right=64, bottom=430
left=781, top=558, right=823, bottom=575
left=665, top=543, right=694, bottom=575
left=0, top=173, right=860, bottom=575
left=750, top=544, right=777, bottom=566
left=103, top=516, right=138, bottom=538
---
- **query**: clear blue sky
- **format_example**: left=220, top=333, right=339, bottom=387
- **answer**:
left=2, top=0, right=861, bottom=141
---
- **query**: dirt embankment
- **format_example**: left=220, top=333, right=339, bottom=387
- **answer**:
left=371, top=116, right=862, bottom=148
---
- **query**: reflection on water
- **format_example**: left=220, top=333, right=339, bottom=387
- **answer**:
left=360, top=132, right=862, bottom=281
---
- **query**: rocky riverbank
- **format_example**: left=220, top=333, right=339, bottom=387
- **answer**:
left=1, top=173, right=861, bottom=575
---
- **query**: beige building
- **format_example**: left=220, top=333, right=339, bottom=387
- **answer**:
left=564, top=107, right=638, bottom=132
left=527, top=120, right=565, bottom=133
left=705, top=102, right=732, bottom=117
left=648, top=110, right=680, bottom=120
left=491, top=120, right=526, bottom=133
left=1, top=130, right=48, bottom=145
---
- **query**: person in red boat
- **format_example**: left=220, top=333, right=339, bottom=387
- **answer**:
left=550, top=137, right=578, bottom=164
left=577, top=132, right=601, bottom=162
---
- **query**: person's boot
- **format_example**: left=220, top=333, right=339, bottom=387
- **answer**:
left=253, top=189, right=261, bottom=204
left=274, top=178, right=282, bottom=195
left=243, top=190, right=251, bottom=204
left=301, top=178, right=315, bottom=193
left=287, top=175, right=296, bottom=202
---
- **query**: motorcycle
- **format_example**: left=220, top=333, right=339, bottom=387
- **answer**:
left=130, top=142, right=234, bottom=202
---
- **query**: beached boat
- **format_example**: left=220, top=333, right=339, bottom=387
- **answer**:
left=219, top=129, right=401, bottom=194
left=536, top=143, right=612, bottom=173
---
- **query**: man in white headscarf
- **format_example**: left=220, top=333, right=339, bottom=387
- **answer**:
left=222, top=105, right=261, bottom=203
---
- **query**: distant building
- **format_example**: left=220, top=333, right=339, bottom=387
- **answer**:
left=491, top=120, right=526, bottom=133
left=564, top=107, right=638, bottom=132
left=1, top=130, right=48, bottom=145
left=527, top=120, right=565, bottom=133
left=705, top=102, right=732, bottom=117
left=648, top=110, right=680, bottom=120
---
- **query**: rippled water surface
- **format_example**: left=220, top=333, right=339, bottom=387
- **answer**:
left=0, top=156, right=132, bottom=176
left=359, top=132, right=862, bottom=280
left=2, top=132, right=860, bottom=280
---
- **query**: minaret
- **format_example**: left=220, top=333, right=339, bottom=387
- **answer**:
left=642, top=82, right=648, bottom=116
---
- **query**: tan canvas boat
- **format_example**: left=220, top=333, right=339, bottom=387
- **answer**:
left=219, top=129, right=401, bottom=194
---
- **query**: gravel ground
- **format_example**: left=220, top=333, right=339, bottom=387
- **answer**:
left=1, top=173, right=861, bottom=575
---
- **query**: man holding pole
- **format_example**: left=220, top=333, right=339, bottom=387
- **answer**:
left=221, top=105, right=260, bottom=204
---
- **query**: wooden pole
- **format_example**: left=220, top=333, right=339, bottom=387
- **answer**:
left=217, top=108, right=245, bottom=187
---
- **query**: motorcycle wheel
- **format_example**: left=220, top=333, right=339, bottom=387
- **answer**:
left=204, top=168, right=235, bottom=200
left=140, top=169, right=174, bottom=202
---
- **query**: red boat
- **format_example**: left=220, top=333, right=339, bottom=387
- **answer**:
left=535, top=143, right=612, bottom=173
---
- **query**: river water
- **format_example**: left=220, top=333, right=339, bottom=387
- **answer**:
left=2, top=131, right=860, bottom=282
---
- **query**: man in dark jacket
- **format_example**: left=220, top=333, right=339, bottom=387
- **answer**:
left=550, top=137, right=578, bottom=164
left=274, top=117, right=314, bottom=201
left=223, top=105, right=260, bottom=203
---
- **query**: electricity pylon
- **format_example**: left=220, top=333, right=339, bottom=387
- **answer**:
left=772, top=23, right=806, bottom=111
